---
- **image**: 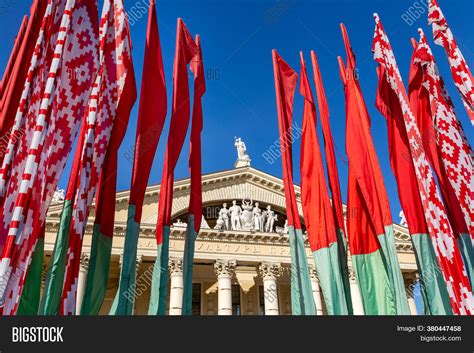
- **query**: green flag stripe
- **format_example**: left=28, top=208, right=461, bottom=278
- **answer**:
left=80, top=224, right=113, bottom=315
left=18, top=238, right=44, bottom=315
left=336, top=228, right=353, bottom=315
left=288, top=226, right=316, bottom=315
left=411, top=233, right=452, bottom=315
left=148, top=226, right=170, bottom=315
left=312, top=242, right=349, bottom=315
left=351, top=250, right=397, bottom=315
left=39, top=200, right=73, bottom=315
left=377, top=225, right=411, bottom=314
left=182, top=214, right=198, bottom=316
left=458, top=233, right=474, bottom=289
left=110, top=205, right=140, bottom=315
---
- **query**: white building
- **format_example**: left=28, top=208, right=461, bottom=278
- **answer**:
left=44, top=164, right=419, bottom=315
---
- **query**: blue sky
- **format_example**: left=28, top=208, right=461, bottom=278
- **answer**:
left=1, top=0, right=473, bottom=221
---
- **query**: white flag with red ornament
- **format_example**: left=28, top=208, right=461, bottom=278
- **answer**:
left=0, top=0, right=59, bottom=248
left=428, top=0, right=474, bottom=125
left=372, top=13, right=473, bottom=315
left=60, top=0, right=135, bottom=315
left=0, top=0, right=99, bottom=315
left=412, top=29, right=473, bottom=238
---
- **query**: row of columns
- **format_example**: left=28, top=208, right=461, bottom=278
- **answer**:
left=74, top=254, right=415, bottom=315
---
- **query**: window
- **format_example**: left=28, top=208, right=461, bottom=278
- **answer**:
left=258, top=285, right=265, bottom=315
left=192, top=283, right=201, bottom=316
left=231, top=285, right=241, bottom=315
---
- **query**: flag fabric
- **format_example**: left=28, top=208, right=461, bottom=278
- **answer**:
left=182, top=35, right=205, bottom=316
left=0, top=0, right=53, bottom=237
left=272, top=50, right=316, bottom=315
left=110, top=0, right=167, bottom=316
left=39, top=123, right=85, bottom=315
left=0, top=0, right=99, bottom=315
left=0, top=0, right=47, bottom=163
left=58, top=0, right=135, bottom=316
left=373, top=13, right=473, bottom=315
left=17, top=224, right=45, bottom=315
left=409, top=30, right=474, bottom=288
left=428, top=0, right=474, bottom=124
left=338, top=53, right=394, bottom=315
left=375, top=38, right=452, bottom=315
left=148, top=19, right=197, bottom=315
left=0, top=16, right=28, bottom=109
left=310, top=50, right=353, bottom=314
left=339, top=23, right=410, bottom=315
left=299, top=52, right=348, bottom=315
left=81, top=71, right=136, bottom=316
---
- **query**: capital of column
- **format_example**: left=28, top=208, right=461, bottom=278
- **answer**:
left=404, top=272, right=418, bottom=297
left=169, top=257, right=183, bottom=277
left=41, top=264, right=47, bottom=289
left=79, top=253, right=89, bottom=272
left=214, top=259, right=236, bottom=279
left=258, top=262, right=282, bottom=281
left=308, top=265, right=319, bottom=282
left=348, top=268, right=357, bottom=282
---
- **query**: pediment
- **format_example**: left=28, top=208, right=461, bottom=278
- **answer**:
left=47, top=167, right=305, bottom=227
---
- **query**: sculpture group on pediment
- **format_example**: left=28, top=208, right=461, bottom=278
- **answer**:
left=213, top=199, right=285, bottom=234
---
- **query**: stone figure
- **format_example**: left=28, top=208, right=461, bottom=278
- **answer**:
left=264, top=205, right=277, bottom=233
left=399, top=210, right=407, bottom=227
left=219, top=203, right=230, bottom=230
left=172, top=219, right=187, bottom=227
left=283, top=219, right=289, bottom=234
left=234, top=137, right=251, bottom=168
left=253, top=202, right=264, bottom=232
left=240, top=199, right=254, bottom=231
left=229, top=200, right=242, bottom=230
left=52, top=188, right=66, bottom=203
left=214, top=216, right=225, bottom=230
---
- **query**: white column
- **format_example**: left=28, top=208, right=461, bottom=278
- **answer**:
left=309, top=266, right=324, bottom=315
left=168, top=257, right=184, bottom=315
left=259, top=262, right=281, bottom=315
left=76, top=253, right=89, bottom=315
left=214, top=260, right=236, bottom=315
left=349, top=269, right=365, bottom=315
left=405, top=273, right=418, bottom=315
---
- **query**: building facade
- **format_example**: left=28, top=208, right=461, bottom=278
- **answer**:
left=44, top=166, right=419, bottom=315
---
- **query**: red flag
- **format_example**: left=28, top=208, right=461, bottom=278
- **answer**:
left=373, top=13, right=472, bottom=314
left=375, top=60, right=429, bottom=238
left=0, top=0, right=47, bottom=163
left=155, top=18, right=197, bottom=244
left=149, top=18, right=197, bottom=315
left=59, top=0, right=136, bottom=315
left=271, top=50, right=301, bottom=229
left=0, top=16, right=28, bottom=105
left=428, top=0, right=474, bottom=124
left=128, top=0, right=167, bottom=223
left=272, top=50, right=315, bottom=314
left=408, top=31, right=472, bottom=238
left=310, top=51, right=346, bottom=240
left=91, top=67, right=137, bottom=240
left=189, top=35, right=205, bottom=232
left=299, top=51, right=336, bottom=251
left=0, top=0, right=100, bottom=315
left=340, top=24, right=392, bottom=242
